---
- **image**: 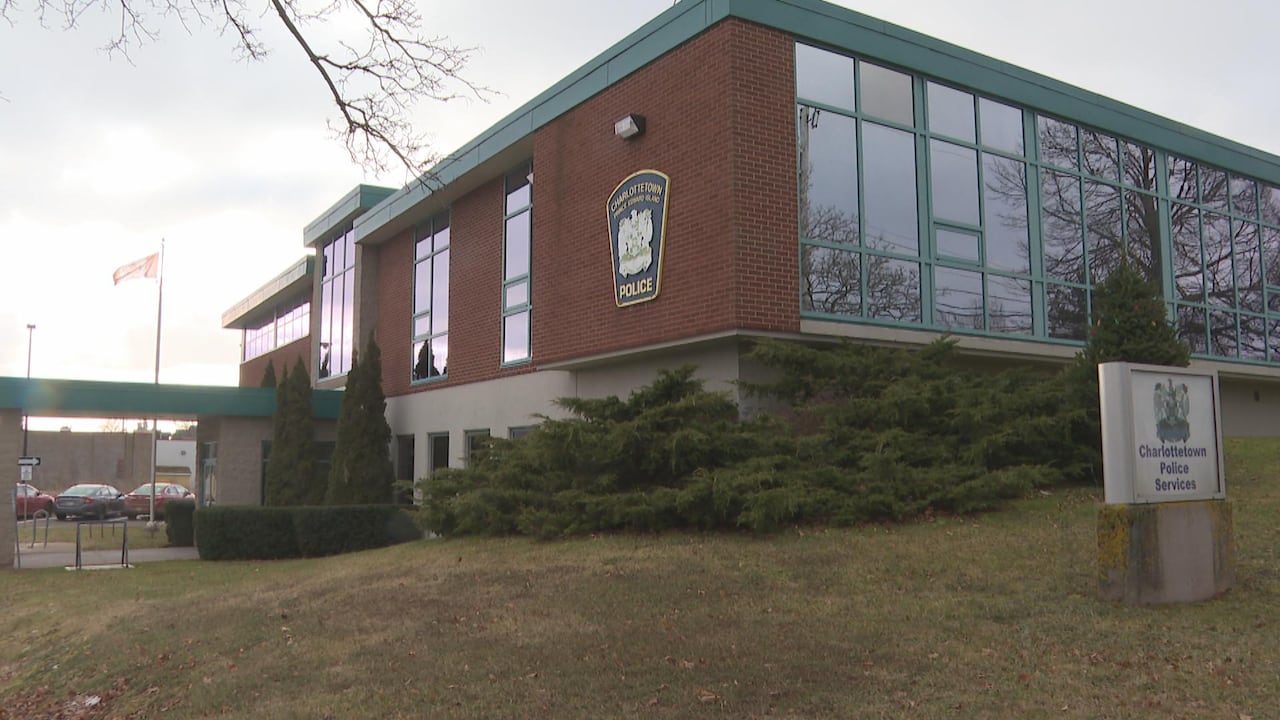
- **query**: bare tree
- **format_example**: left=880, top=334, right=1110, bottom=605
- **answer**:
left=1, top=0, right=487, bottom=176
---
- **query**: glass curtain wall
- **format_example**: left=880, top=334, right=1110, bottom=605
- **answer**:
left=318, top=228, right=356, bottom=379
left=412, top=213, right=451, bottom=381
left=796, top=42, right=1280, bottom=365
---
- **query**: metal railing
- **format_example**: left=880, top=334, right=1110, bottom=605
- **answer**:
left=74, top=518, right=130, bottom=570
left=27, top=509, right=51, bottom=549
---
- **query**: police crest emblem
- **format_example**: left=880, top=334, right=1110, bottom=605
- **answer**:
left=607, top=170, right=669, bottom=306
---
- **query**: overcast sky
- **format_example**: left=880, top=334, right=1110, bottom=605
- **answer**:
left=3, top=0, right=1278, bottom=400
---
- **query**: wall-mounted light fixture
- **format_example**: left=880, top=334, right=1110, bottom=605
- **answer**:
left=613, top=114, right=646, bottom=140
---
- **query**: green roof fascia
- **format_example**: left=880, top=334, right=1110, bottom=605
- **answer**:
left=745, top=0, right=1280, bottom=184
left=352, top=0, right=731, bottom=246
left=0, top=377, right=343, bottom=420
left=353, top=0, right=1280, bottom=247
left=221, top=255, right=315, bottom=329
left=303, top=184, right=397, bottom=248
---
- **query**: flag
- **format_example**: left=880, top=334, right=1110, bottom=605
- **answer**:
left=113, top=252, right=160, bottom=285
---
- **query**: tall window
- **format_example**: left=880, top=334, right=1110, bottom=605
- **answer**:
left=795, top=41, right=1280, bottom=366
left=503, top=162, right=533, bottom=364
left=412, top=212, right=450, bottom=381
left=319, top=228, right=355, bottom=378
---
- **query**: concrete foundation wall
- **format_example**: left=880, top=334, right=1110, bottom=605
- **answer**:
left=1097, top=500, right=1235, bottom=605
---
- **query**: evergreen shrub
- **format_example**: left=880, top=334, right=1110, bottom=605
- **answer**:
left=194, top=505, right=418, bottom=560
left=419, top=343, right=1081, bottom=538
left=164, top=499, right=196, bottom=547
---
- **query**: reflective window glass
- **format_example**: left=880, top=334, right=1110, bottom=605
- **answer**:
left=413, top=258, right=431, bottom=313
left=432, top=248, right=450, bottom=335
left=430, top=335, right=449, bottom=376
left=1081, top=130, right=1120, bottom=182
left=505, top=212, right=531, bottom=279
left=1124, top=190, right=1160, bottom=281
left=503, top=311, right=531, bottom=364
left=978, top=98, right=1023, bottom=155
left=989, top=275, right=1033, bottom=334
left=1201, top=166, right=1229, bottom=211
left=413, top=315, right=431, bottom=338
left=862, top=123, right=919, bottom=254
left=926, top=82, right=975, bottom=142
left=1177, top=305, right=1208, bottom=354
left=801, top=245, right=860, bottom=316
left=866, top=258, right=920, bottom=321
left=1236, top=222, right=1263, bottom=312
left=1203, top=213, right=1234, bottom=308
left=1041, top=170, right=1084, bottom=283
left=1168, top=156, right=1197, bottom=203
left=936, top=228, right=978, bottom=262
left=1084, top=181, right=1122, bottom=283
left=505, top=167, right=531, bottom=213
left=1241, top=315, right=1266, bottom=360
left=1230, top=175, right=1258, bottom=218
left=859, top=61, right=914, bottom=126
left=982, top=154, right=1029, bottom=273
left=795, top=44, right=855, bottom=111
left=1210, top=310, right=1237, bottom=357
left=1122, top=141, right=1158, bottom=192
left=1173, top=203, right=1204, bottom=302
left=433, top=222, right=450, bottom=252
left=1264, top=226, right=1280, bottom=287
left=929, top=139, right=979, bottom=226
left=1262, top=185, right=1280, bottom=225
left=505, top=281, right=529, bottom=310
left=1037, top=117, right=1078, bottom=170
left=934, top=267, right=983, bottom=329
left=798, top=107, right=859, bottom=245
left=1271, top=319, right=1280, bottom=362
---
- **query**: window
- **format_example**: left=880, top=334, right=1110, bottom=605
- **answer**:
left=795, top=41, right=1280, bottom=365
left=502, top=162, right=533, bottom=364
left=412, top=213, right=450, bottom=381
left=464, top=429, right=490, bottom=467
left=319, top=228, right=356, bottom=378
left=241, top=300, right=311, bottom=362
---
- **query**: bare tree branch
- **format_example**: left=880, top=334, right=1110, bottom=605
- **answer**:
left=0, top=0, right=488, bottom=177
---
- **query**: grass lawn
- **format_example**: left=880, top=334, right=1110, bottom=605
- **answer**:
left=1, top=438, right=1277, bottom=719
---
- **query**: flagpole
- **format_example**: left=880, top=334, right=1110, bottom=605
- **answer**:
left=149, top=239, right=165, bottom=525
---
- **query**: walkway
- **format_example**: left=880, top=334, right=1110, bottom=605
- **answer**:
left=12, top=542, right=200, bottom=570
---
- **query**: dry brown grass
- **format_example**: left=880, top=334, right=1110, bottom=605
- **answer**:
left=1, top=437, right=1277, bottom=719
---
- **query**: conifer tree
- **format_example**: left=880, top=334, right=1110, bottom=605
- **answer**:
left=260, top=359, right=278, bottom=388
left=326, top=337, right=395, bottom=504
left=264, top=359, right=316, bottom=505
left=1062, top=260, right=1190, bottom=482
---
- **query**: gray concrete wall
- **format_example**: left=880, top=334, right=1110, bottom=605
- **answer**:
left=22, top=430, right=153, bottom=494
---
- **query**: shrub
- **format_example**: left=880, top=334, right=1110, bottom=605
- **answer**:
left=194, top=505, right=419, bottom=560
left=165, top=500, right=196, bottom=547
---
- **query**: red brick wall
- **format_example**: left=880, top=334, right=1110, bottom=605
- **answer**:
left=376, top=18, right=800, bottom=397
left=238, top=336, right=310, bottom=387
left=534, top=19, right=798, bottom=365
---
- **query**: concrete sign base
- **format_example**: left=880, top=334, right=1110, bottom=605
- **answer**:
left=1097, top=499, right=1234, bottom=605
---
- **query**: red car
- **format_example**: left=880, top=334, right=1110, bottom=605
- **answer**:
left=13, top=483, right=56, bottom=519
left=124, top=482, right=194, bottom=519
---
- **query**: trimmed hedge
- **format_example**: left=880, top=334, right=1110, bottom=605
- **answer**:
left=194, top=505, right=420, bottom=561
left=165, top=500, right=196, bottom=547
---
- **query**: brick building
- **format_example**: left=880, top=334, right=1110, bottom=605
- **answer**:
left=227, top=0, right=1280, bottom=486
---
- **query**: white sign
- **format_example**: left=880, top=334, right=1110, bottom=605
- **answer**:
left=1099, top=362, right=1225, bottom=504
left=20, top=466, right=32, bottom=482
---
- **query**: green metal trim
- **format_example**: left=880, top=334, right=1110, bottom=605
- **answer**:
left=349, top=0, right=1280, bottom=252
left=221, top=256, right=315, bottom=329
left=303, top=184, right=396, bottom=248
left=0, top=377, right=343, bottom=419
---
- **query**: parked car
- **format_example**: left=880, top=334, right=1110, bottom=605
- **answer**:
left=53, top=484, right=126, bottom=520
left=13, top=483, right=56, bottom=519
left=124, top=482, right=194, bottom=519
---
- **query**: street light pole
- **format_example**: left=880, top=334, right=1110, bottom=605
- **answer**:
left=22, top=323, right=34, bottom=457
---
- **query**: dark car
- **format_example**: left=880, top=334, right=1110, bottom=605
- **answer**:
left=124, top=482, right=194, bottom=519
left=14, top=483, right=56, bottom=519
left=54, top=484, right=126, bottom=520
